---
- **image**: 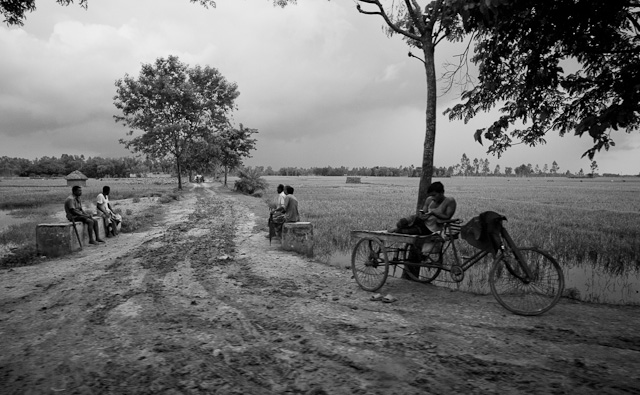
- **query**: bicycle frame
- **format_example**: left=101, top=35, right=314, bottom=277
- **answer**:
left=351, top=218, right=564, bottom=315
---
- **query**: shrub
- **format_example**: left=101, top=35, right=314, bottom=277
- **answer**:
left=234, top=167, right=268, bottom=195
left=132, top=197, right=141, bottom=203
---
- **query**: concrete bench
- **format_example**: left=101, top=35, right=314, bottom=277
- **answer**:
left=36, top=216, right=108, bottom=257
left=281, top=222, right=314, bottom=257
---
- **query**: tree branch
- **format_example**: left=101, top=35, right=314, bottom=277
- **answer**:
left=356, top=0, right=421, bottom=42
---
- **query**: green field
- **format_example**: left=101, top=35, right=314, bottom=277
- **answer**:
left=257, top=175, right=640, bottom=304
left=0, top=177, right=179, bottom=265
left=260, top=176, right=640, bottom=269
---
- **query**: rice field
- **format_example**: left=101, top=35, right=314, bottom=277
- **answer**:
left=0, top=177, right=179, bottom=262
left=260, top=175, right=640, bottom=305
left=0, top=176, right=177, bottom=211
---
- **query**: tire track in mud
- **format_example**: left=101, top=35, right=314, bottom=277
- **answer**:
left=3, top=184, right=640, bottom=394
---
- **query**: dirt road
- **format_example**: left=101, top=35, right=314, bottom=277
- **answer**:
left=1, top=183, right=639, bottom=394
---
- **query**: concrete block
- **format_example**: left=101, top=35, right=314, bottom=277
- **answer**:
left=282, top=222, right=314, bottom=257
left=36, top=223, right=84, bottom=257
left=36, top=216, right=107, bottom=257
left=93, top=216, right=106, bottom=240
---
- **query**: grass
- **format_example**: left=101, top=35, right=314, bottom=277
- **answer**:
left=257, top=176, right=640, bottom=274
left=0, top=177, right=176, bottom=210
left=0, top=177, right=183, bottom=268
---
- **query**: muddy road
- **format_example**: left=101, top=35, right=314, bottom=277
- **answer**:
left=1, top=183, right=639, bottom=394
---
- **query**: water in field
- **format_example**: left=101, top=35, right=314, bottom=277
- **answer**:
left=0, top=210, right=22, bottom=231
left=330, top=250, right=640, bottom=306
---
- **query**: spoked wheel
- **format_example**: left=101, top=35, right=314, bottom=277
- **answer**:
left=351, top=237, right=389, bottom=292
left=402, top=244, right=441, bottom=283
left=490, top=247, right=564, bottom=316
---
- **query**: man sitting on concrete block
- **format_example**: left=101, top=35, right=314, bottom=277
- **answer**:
left=64, top=185, right=105, bottom=245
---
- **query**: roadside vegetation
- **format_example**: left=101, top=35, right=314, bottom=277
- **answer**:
left=0, top=178, right=182, bottom=268
left=260, top=176, right=640, bottom=276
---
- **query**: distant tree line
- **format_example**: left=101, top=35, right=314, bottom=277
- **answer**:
left=247, top=154, right=628, bottom=178
left=3, top=152, right=634, bottom=180
left=0, top=155, right=174, bottom=179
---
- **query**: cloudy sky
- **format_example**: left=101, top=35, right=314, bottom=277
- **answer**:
left=1, top=0, right=638, bottom=175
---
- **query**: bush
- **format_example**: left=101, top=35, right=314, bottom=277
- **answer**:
left=234, top=167, right=268, bottom=195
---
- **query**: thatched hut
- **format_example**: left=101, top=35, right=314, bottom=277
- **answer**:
left=65, top=170, right=88, bottom=187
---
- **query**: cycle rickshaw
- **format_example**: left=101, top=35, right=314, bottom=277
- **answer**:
left=350, top=215, right=564, bottom=316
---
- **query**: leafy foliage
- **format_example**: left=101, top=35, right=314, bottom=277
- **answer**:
left=445, top=0, right=640, bottom=159
left=1, top=0, right=217, bottom=26
left=234, top=167, right=268, bottom=195
left=114, top=55, right=239, bottom=189
left=218, top=124, right=258, bottom=185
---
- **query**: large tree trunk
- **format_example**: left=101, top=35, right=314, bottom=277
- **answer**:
left=404, top=40, right=438, bottom=281
left=416, top=42, right=437, bottom=211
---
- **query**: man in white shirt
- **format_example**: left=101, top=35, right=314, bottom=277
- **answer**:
left=97, top=186, right=118, bottom=237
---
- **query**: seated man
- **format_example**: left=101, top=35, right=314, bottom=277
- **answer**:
left=419, top=181, right=457, bottom=234
left=282, top=185, right=300, bottom=223
left=271, top=185, right=299, bottom=239
left=96, top=186, right=118, bottom=237
left=389, top=181, right=457, bottom=235
left=269, top=184, right=286, bottom=239
left=64, top=185, right=104, bottom=245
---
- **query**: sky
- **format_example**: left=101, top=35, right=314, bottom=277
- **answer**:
left=1, top=0, right=638, bottom=175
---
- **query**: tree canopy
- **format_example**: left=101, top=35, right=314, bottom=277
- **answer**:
left=0, top=0, right=300, bottom=26
left=217, top=124, right=258, bottom=186
left=113, top=55, right=239, bottom=189
left=445, top=0, right=640, bottom=160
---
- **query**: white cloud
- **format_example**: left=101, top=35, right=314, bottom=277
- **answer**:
left=0, top=0, right=637, bottom=175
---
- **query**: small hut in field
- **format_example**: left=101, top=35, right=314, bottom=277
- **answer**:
left=65, top=170, right=88, bottom=187
left=346, top=176, right=361, bottom=184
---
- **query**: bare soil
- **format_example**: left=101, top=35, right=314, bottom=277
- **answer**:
left=1, top=183, right=639, bottom=395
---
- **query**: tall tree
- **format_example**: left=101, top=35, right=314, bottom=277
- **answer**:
left=459, top=153, right=470, bottom=176
left=356, top=0, right=465, bottom=210
left=446, top=0, right=640, bottom=160
left=114, top=56, right=239, bottom=189
left=217, top=124, right=258, bottom=186
left=1, top=0, right=217, bottom=26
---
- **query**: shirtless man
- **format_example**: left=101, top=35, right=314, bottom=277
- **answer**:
left=418, top=181, right=457, bottom=233
left=388, top=181, right=456, bottom=235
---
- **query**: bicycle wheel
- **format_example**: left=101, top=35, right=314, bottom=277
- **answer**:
left=403, top=263, right=441, bottom=283
left=402, top=244, right=441, bottom=283
left=351, top=237, right=389, bottom=292
left=490, top=247, right=564, bottom=316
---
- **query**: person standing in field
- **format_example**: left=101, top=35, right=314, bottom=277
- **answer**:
left=64, top=186, right=105, bottom=245
left=282, top=185, right=300, bottom=223
left=96, top=186, right=118, bottom=237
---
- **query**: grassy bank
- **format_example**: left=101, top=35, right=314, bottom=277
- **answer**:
left=0, top=177, right=183, bottom=268
left=258, top=176, right=640, bottom=275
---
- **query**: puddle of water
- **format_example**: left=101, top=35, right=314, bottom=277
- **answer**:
left=330, top=250, right=640, bottom=305
left=0, top=210, right=25, bottom=231
left=563, top=264, right=640, bottom=305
